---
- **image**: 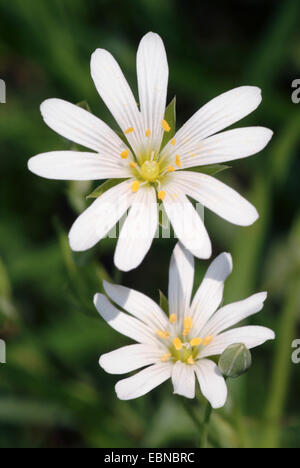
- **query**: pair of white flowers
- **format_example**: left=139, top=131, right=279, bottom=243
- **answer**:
left=28, top=32, right=275, bottom=406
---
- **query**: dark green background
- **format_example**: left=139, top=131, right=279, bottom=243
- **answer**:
left=0, top=0, right=299, bottom=448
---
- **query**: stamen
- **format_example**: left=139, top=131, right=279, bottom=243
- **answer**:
left=156, top=330, right=170, bottom=340
left=130, top=162, right=137, bottom=168
left=125, top=127, right=134, bottom=134
left=168, top=165, right=175, bottom=172
left=169, top=313, right=177, bottom=324
left=187, top=356, right=195, bottom=365
left=120, top=149, right=129, bottom=159
left=161, top=119, right=171, bottom=132
left=184, top=317, right=193, bottom=329
left=160, top=353, right=171, bottom=362
left=173, top=337, right=182, bottom=351
left=170, top=138, right=176, bottom=146
left=202, top=335, right=213, bottom=346
left=145, top=129, right=151, bottom=137
left=158, top=190, right=166, bottom=201
left=190, top=337, right=202, bottom=347
left=175, top=155, right=182, bottom=167
left=182, top=328, right=191, bottom=337
left=131, top=181, right=140, bottom=193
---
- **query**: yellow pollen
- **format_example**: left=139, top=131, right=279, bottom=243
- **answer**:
left=169, top=314, right=177, bottom=324
left=170, top=138, right=176, bottom=146
left=175, top=155, right=182, bottom=167
left=131, top=181, right=140, bottom=193
left=158, top=190, right=166, bottom=201
left=184, top=317, right=193, bottom=330
left=120, top=149, right=129, bottom=159
left=145, top=129, right=151, bottom=137
left=129, top=161, right=137, bottom=168
left=161, top=119, right=171, bottom=132
left=187, top=356, right=195, bottom=365
left=203, top=335, right=213, bottom=346
left=156, top=330, right=170, bottom=340
left=168, top=165, right=175, bottom=172
left=125, top=127, right=134, bottom=134
left=161, top=353, right=171, bottom=362
left=173, top=337, right=182, bottom=351
left=182, top=328, right=191, bottom=337
left=190, top=337, right=202, bottom=347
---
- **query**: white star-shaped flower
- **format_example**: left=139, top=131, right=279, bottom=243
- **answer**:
left=28, top=32, right=273, bottom=271
left=95, top=242, right=274, bottom=407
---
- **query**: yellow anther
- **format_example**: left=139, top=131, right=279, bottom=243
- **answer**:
left=203, top=335, right=213, bottom=346
left=129, top=161, right=137, bottom=168
left=131, top=180, right=140, bottom=193
left=187, top=355, right=195, bottom=365
left=190, top=337, right=202, bottom=347
left=160, top=353, right=171, bottom=362
left=120, top=149, right=129, bottom=159
left=175, top=155, right=182, bottom=167
left=170, top=138, right=176, bottom=146
left=169, top=314, right=177, bottom=324
left=182, top=328, right=191, bottom=337
left=158, top=190, right=166, bottom=201
left=125, top=127, right=134, bottom=134
left=145, top=128, right=151, bottom=137
left=161, top=119, right=171, bottom=132
left=168, top=165, right=175, bottom=172
left=173, top=337, right=183, bottom=351
left=184, top=317, right=193, bottom=330
left=156, top=330, right=170, bottom=340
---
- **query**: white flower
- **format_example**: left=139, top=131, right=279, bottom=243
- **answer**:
left=95, top=242, right=275, bottom=407
left=28, top=32, right=273, bottom=271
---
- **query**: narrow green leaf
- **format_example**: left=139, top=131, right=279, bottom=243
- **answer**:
left=159, top=290, right=169, bottom=315
left=185, top=164, right=230, bottom=176
left=86, top=179, right=125, bottom=199
left=161, top=97, right=176, bottom=149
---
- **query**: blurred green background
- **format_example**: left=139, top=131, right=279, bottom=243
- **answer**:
left=0, top=0, right=299, bottom=448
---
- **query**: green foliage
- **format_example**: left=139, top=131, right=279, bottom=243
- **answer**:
left=161, top=97, right=176, bottom=148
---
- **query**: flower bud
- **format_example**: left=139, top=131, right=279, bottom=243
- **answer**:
left=218, top=343, right=252, bottom=378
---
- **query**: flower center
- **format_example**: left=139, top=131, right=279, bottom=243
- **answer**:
left=157, top=315, right=213, bottom=365
left=140, top=160, right=160, bottom=182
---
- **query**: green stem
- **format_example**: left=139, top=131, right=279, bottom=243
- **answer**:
left=199, top=402, right=213, bottom=448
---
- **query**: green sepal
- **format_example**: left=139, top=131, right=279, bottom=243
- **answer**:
left=86, top=179, right=125, bottom=199
left=161, top=97, right=176, bottom=149
left=185, top=164, right=230, bottom=176
left=159, top=290, right=169, bottom=315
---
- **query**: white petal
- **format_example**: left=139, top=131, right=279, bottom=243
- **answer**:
left=168, top=242, right=194, bottom=331
left=40, top=98, right=124, bottom=155
left=203, top=292, right=268, bottom=336
left=115, top=363, right=172, bottom=400
left=94, top=293, right=158, bottom=346
left=190, top=253, right=232, bottom=336
left=194, top=359, right=227, bottom=409
left=200, top=326, right=275, bottom=359
left=173, top=171, right=258, bottom=226
left=180, top=127, right=273, bottom=168
left=99, top=344, right=161, bottom=374
left=28, top=151, right=131, bottom=180
left=103, top=280, right=168, bottom=330
left=172, top=361, right=195, bottom=399
left=69, top=180, right=133, bottom=251
left=160, top=86, right=262, bottom=161
left=137, top=32, right=168, bottom=153
left=91, top=49, right=143, bottom=156
left=114, top=186, right=158, bottom=271
left=162, top=183, right=211, bottom=259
